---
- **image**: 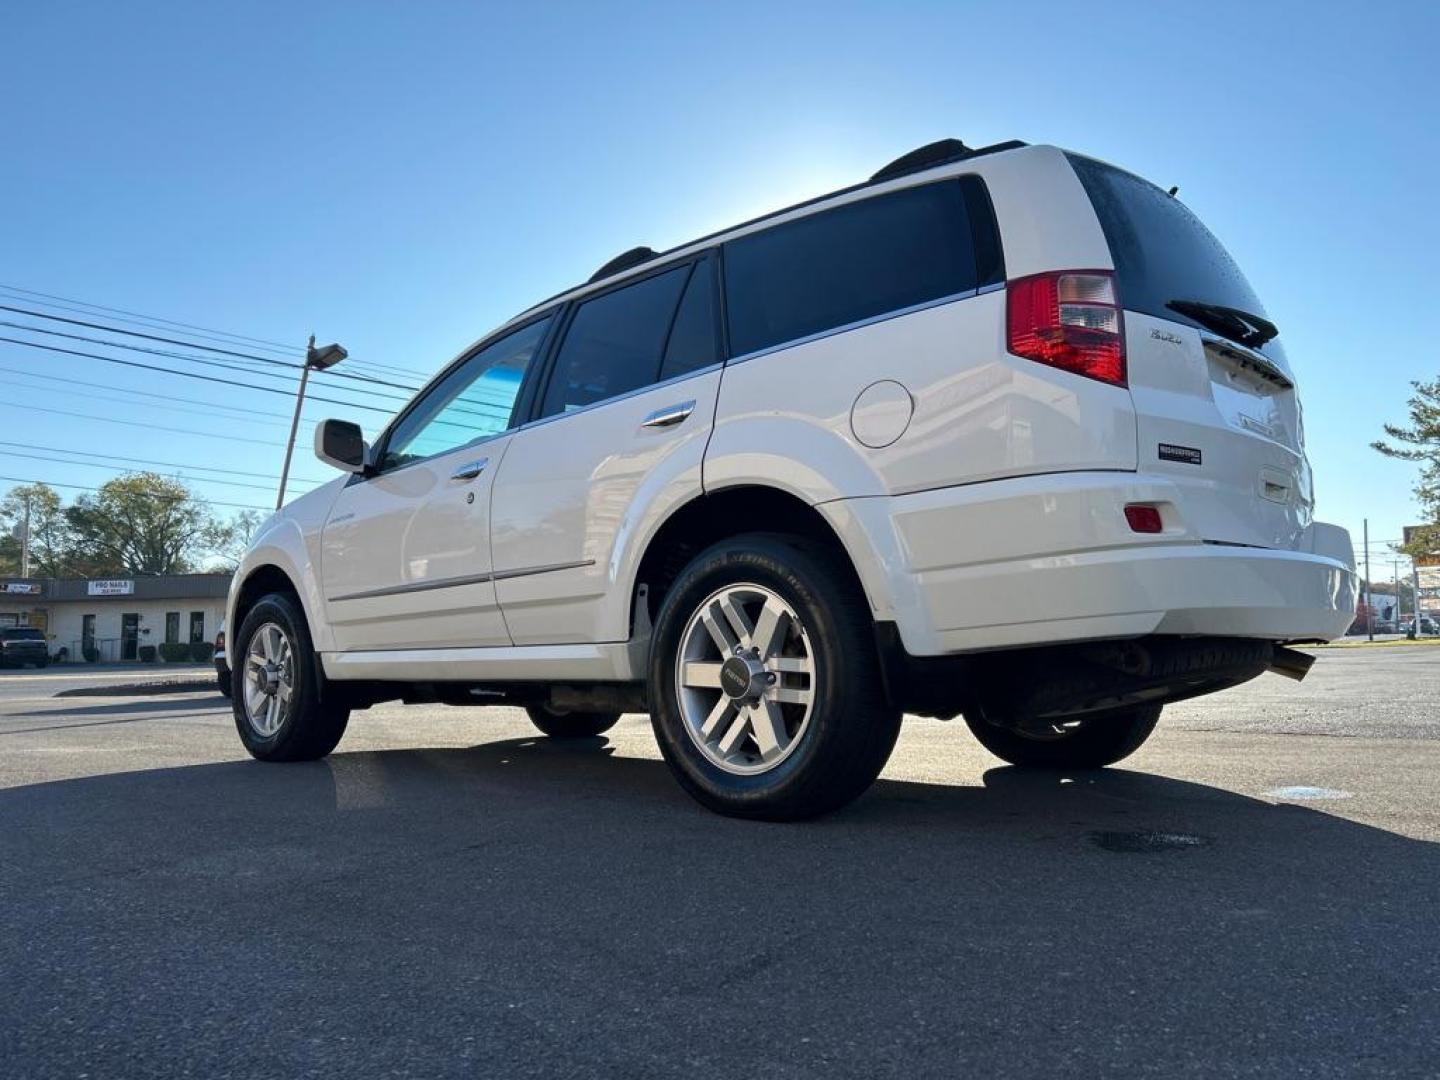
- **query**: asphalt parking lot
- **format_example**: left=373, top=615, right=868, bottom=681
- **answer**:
left=1, top=648, right=1436, bottom=1078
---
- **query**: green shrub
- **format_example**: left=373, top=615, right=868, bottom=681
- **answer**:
left=189, top=641, right=212, bottom=663
left=138, top=645, right=157, bottom=663
left=159, top=642, right=191, bottom=663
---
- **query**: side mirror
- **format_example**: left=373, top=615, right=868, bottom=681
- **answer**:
left=315, top=419, right=370, bottom=474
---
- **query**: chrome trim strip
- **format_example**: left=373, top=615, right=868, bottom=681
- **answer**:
left=725, top=288, right=981, bottom=367
left=491, top=559, right=595, bottom=583
left=329, top=558, right=595, bottom=603
left=511, top=362, right=722, bottom=435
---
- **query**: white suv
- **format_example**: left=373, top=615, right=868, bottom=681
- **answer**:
left=228, top=138, right=1357, bottom=819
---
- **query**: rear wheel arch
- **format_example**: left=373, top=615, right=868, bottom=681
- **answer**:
left=628, top=485, right=878, bottom=637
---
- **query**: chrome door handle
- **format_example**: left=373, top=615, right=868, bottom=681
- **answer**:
left=640, top=400, right=695, bottom=429
left=450, top=458, right=488, bottom=481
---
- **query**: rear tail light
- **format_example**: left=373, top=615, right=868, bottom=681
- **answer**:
left=215, top=631, right=226, bottom=651
left=1124, top=504, right=1164, bottom=533
left=1006, top=269, right=1126, bottom=386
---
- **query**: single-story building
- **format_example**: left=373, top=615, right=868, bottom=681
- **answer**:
left=0, top=573, right=232, bottom=662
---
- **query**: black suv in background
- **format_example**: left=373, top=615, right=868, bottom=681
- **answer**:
left=0, top=627, right=49, bottom=668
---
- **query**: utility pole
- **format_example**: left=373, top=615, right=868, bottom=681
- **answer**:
left=1394, top=556, right=1402, bottom=631
left=276, top=335, right=348, bottom=510
left=19, top=492, right=31, bottom=578
left=1364, top=518, right=1373, bottom=641
left=1416, top=560, right=1425, bottom=636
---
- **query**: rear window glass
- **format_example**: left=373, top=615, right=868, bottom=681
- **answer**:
left=3, top=628, right=43, bottom=640
left=723, top=179, right=981, bottom=357
left=1067, top=154, right=1284, bottom=359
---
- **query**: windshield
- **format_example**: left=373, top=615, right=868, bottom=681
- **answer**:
left=2, top=628, right=43, bottom=641
left=1067, top=153, right=1287, bottom=363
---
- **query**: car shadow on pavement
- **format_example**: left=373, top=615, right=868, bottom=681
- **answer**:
left=2, top=736, right=1437, bottom=1077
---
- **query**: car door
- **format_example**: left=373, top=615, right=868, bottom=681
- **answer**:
left=319, top=314, right=554, bottom=652
left=489, top=256, right=722, bottom=644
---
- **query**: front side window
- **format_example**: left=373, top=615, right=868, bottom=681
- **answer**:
left=383, top=315, right=552, bottom=469
left=724, top=180, right=980, bottom=357
left=539, top=264, right=691, bottom=419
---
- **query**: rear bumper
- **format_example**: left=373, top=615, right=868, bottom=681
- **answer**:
left=821, top=471, right=1358, bottom=656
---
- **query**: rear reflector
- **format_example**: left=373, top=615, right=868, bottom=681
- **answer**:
left=1124, top=505, right=1164, bottom=533
left=1007, top=269, right=1126, bottom=386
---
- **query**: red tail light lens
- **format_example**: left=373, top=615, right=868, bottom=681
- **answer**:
left=1006, top=270, right=1126, bottom=386
left=1124, top=504, right=1164, bottom=533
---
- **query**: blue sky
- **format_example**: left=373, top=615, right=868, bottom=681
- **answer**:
left=3, top=0, right=1436, bottom=574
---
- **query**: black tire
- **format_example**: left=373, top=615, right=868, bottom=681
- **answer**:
left=232, top=592, right=348, bottom=762
left=964, top=704, right=1161, bottom=769
left=525, top=704, right=619, bottom=738
left=648, top=533, right=901, bottom=821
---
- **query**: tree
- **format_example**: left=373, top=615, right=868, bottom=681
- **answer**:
left=1374, top=378, right=1440, bottom=556
left=0, top=483, right=68, bottom=577
left=64, top=473, right=228, bottom=576
left=210, top=509, right=268, bottom=570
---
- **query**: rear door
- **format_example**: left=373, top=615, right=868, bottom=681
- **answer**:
left=489, top=256, right=722, bottom=644
left=1068, top=154, right=1312, bottom=550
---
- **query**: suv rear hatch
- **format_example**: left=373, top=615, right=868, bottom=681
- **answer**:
left=1068, top=153, right=1312, bottom=551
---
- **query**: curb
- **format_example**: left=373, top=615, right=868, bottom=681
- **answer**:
left=57, top=679, right=217, bottom=698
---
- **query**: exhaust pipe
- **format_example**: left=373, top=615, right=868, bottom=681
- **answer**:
left=1268, top=646, right=1315, bottom=682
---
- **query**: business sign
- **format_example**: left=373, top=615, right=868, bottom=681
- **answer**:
left=3, top=582, right=40, bottom=595
left=87, top=579, right=135, bottom=596
left=1418, top=566, right=1440, bottom=614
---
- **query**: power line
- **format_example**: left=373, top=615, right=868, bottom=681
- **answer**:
left=0, top=303, right=423, bottom=394
left=0, top=366, right=318, bottom=427
left=0, top=283, right=305, bottom=355
left=0, top=319, right=423, bottom=410
left=0, top=335, right=405, bottom=417
left=0, top=473, right=271, bottom=512
left=0, top=440, right=327, bottom=486
left=0, top=448, right=317, bottom=494
left=1, top=323, right=511, bottom=422
left=0, top=401, right=291, bottom=448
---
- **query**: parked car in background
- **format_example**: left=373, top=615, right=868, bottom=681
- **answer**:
left=0, top=626, right=49, bottom=668
left=226, top=137, right=1358, bottom=819
left=214, top=622, right=231, bottom=698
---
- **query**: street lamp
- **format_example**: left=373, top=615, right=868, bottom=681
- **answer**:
left=276, top=335, right=348, bottom=509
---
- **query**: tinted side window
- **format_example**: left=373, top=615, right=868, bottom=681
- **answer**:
left=659, top=258, right=719, bottom=381
left=540, top=265, right=689, bottom=418
left=383, top=315, right=551, bottom=469
left=723, top=180, right=979, bottom=357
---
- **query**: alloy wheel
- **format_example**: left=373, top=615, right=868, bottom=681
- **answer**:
left=674, top=583, right=815, bottom=775
left=242, top=621, right=295, bottom=738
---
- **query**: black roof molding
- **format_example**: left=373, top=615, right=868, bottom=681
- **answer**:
left=589, top=245, right=658, bottom=284
left=871, top=138, right=1029, bottom=183
left=527, top=138, right=1029, bottom=314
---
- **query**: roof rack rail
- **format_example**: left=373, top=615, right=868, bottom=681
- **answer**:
left=870, top=138, right=1028, bottom=183
left=589, top=245, right=658, bottom=284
